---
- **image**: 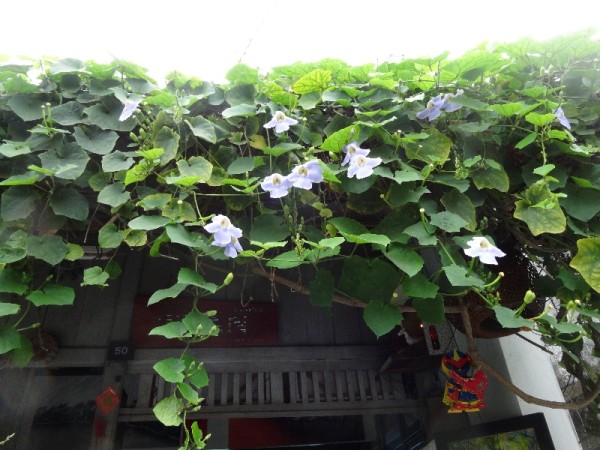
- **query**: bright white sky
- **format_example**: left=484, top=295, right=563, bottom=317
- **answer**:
left=2, top=0, right=599, bottom=83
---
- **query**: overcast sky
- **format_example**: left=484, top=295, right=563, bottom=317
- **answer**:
left=2, top=0, right=598, bottom=82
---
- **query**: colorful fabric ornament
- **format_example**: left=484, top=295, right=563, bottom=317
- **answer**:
left=441, top=350, right=488, bottom=413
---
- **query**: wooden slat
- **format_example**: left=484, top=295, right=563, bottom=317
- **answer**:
left=220, top=373, right=229, bottom=406
left=335, top=370, right=346, bottom=402
left=357, top=370, right=368, bottom=401
left=324, top=370, right=335, bottom=402
left=300, top=371, right=309, bottom=403
left=312, top=371, right=321, bottom=403
left=379, top=372, right=394, bottom=400
left=367, top=370, right=381, bottom=401
left=137, top=374, right=153, bottom=408
left=233, top=373, right=240, bottom=406
left=245, top=373, right=253, bottom=405
left=270, top=372, right=284, bottom=404
left=257, top=372, right=264, bottom=405
left=347, top=370, right=358, bottom=401
left=155, top=377, right=165, bottom=404
left=207, top=373, right=216, bottom=406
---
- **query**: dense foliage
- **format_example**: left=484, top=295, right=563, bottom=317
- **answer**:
left=1, top=31, right=600, bottom=446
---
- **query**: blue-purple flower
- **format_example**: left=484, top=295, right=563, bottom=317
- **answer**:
left=261, top=173, right=292, bottom=198
left=118, top=99, right=141, bottom=122
left=443, top=89, right=464, bottom=112
left=204, top=215, right=243, bottom=258
left=342, top=141, right=370, bottom=166
left=554, top=106, right=571, bottom=130
left=347, top=154, right=382, bottom=179
left=287, top=160, right=323, bottom=189
left=264, top=111, right=298, bottom=133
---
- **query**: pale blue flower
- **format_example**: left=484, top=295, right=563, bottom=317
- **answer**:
left=264, top=111, right=298, bottom=133
left=342, top=141, right=370, bottom=166
left=261, top=173, right=292, bottom=198
left=204, top=215, right=243, bottom=246
left=118, top=99, right=141, bottom=121
left=554, top=106, right=571, bottom=130
left=218, top=236, right=243, bottom=258
left=443, top=89, right=464, bottom=112
left=347, top=154, right=382, bottom=179
left=416, top=95, right=445, bottom=121
left=464, top=236, right=505, bottom=265
left=287, top=160, right=323, bottom=189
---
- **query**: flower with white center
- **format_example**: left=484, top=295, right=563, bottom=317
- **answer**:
left=263, top=111, right=298, bottom=133
left=416, top=95, right=445, bottom=121
left=464, top=237, right=506, bottom=265
left=554, top=106, right=571, bottom=130
left=287, top=160, right=323, bottom=189
left=204, top=214, right=243, bottom=246
left=118, top=99, right=141, bottom=121
left=443, top=89, right=464, bottom=112
left=347, top=154, right=382, bottom=179
left=218, top=235, right=243, bottom=258
left=261, top=173, right=292, bottom=198
left=341, top=141, right=370, bottom=166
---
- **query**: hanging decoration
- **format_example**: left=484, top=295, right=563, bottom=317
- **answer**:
left=441, top=350, right=488, bottom=413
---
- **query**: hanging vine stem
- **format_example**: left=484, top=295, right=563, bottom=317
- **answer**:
left=458, top=300, right=600, bottom=410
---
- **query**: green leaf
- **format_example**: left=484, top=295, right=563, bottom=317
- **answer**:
left=178, top=268, right=218, bottom=294
left=138, top=193, right=172, bottom=211
left=49, top=188, right=89, bottom=220
left=493, top=305, right=533, bottom=329
left=470, top=160, right=509, bottom=192
left=250, top=215, right=290, bottom=243
left=39, top=143, right=90, bottom=180
left=52, top=101, right=85, bottom=126
left=298, top=91, right=321, bottom=110
left=226, top=63, right=259, bottom=85
left=514, top=183, right=566, bottom=236
left=98, top=223, right=126, bottom=248
left=266, top=251, right=307, bottom=269
left=384, top=244, right=424, bottom=277
left=84, top=103, right=136, bottom=132
left=149, top=321, right=188, bottom=339
left=446, top=96, right=487, bottom=110
left=186, top=116, right=217, bottom=144
left=82, top=266, right=110, bottom=287
left=153, top=396, right=183, bottom=427
left=165, top=224, right=204, bottom=247
left=0, top=302, right=20, bottom=317
left=148, top=283, right=186, bottom=305
left=154, top=126, right=180, bottom=165
left=292, top=69, right=331, bottom=94
left=570, top=238, right=600, bottom=293
left=26, top=235, right=68, bottom=265
left=402, top=273, right=439, bottom=298
left=363, top=302, right=402, bottom=338
left=227, top=157, right=256, bottom=175
left=526, top=112, right=556, bottom=127
left=338, top=256, right=400, bottom=303
left=222, top=104, right=256, bottom=119
left=318, top=237, right=345, bottom=248
left=413, top=296, right=445, bottom=324
left=328, top=217, right=369, bottom=236
left=429, top=211, right=468, bottom=233
left=441, top=190, right=476, bottom=231
left=27, top=284, right=75, bottom=306
left=177, top=382, right=200, bottom=404
left=0, top=269, right=28, bottom=294
left=191, top=421, right=204, bottom=447
left=538, top=315, right=582, bottom=334
left=443, top=265, right=485, bottom=288
left=489, top=102, right=526, bottom=117
left=261, top=142, right=303, bottom=157
left=189, top=365, right=209, bottom=389
left=128, top=215, right=170, bottom=230
left=0, top=172, right=40, bottom=186
left=73, top=127, right=119, bottom=155
left=154, top=358, right=185, bottom=383
left=560, top=184, right=600, bottom=222
left=404, top=129, right=453, bottom=164
left=0, top=142, right=31, bottom=158
left=174, top=156, right=213, bottom=183
left=8, top=333, right=33, bottom=367
left=98, top=183, right=131, bottom=208
left=1, top=186, right=40, bottom=221
left=309, top=269, right=334, bottom=308
left=321, top=125, right=360, bottom=152
left=0, top=231, right=27, bottom=264
left=182, top=310, right=219, bottom=337
left=515, top=132, right=538, bottom=149
left=7, top=94, right=46, bottom=121
left=0, top=324, right=21, bottom=354
left=102, top=151, right=135, bottom=172
left=533, top=164, right=556, bottom=177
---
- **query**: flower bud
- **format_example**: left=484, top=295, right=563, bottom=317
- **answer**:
left=523, top=290, right=535, bottom=304
left=223, top=272, right=234, bottom=286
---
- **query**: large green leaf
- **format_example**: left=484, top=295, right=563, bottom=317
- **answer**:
left=149, top=321, right=188, bottom=339
left=429, top=211, right=468, bottom=233
left=0, top=302, right=20, bottom=317
left=0, top=269, right=28, bottom=294
left=226, top=64, right=259, bottom=85
left=1, top=186, right=40, bottom=221
left=165, top=224, right=204, bottom=247
left=98, top=183, right=131, bottom=208
left=52, top=101, right=85, bottom=125
left=443, top=265, right=485, bottom=288
left=84, top=103, right=136, bottom=132
left=250, top=215, right=290, bottom=243
left=413, top=296, right=445, bottom=324
left=182, top=309, right=219, bottom=337
left=128, top=215, right=170, bottom=230
left=102, top=151, right=135, bottom=172
left=7, top=94, right=45, bottom=121
left=153, top=396, right=183, bottom=427
left=0, top=324, right=21, bottom=354
left=309, top=269, right=335, bottom=308
left=404, top=129, right=453, bottom=164
left=470, top=159, right=509, bottom=192
left=27, top=284, right=75, bottom=306
left=177, top=268, right=218, bottom=293
left=186, top=116, right=217, bottom=144
left=98, top=223, right=126, bottom=248
left=402, top=273, right=439, bottom=298
left=39, top=143, right=90, bottom=180
left=384, top=244, right=424, bottom=277
left=154, top=126, right=180, bottom=164
left=73, top=126, right=119, bottom=155
left=570, top=238, right=600, bottom=293
left=266, top=250, right=307, bottom=269
left=321, top=125, right=360, bottom=152
left=175, top=156, right=213, bottom=182
left=154, top=358, right=185, bottom=383
left=338, top=256, right=400, bottom=303
left=514, top=183, right=566, bottom=235
left=441, top=190, right=476, bottom=231
left=26, top=235, right=68, bottom=265
left=292, top=69, right=332, bottom=94
left=49, top=188, right=89, bottom=220
left=82, top=266, right=110, bottom=287
left=148, top=283, right=186, bottom=305
left=493, top=305, right=533, bottom=329
left=363, top=302, right=402, bottom=338
left=222, top=104, right=256, bottom=119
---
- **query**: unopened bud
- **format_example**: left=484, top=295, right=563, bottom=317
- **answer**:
left=419, top=208, right=425, bottom=213
left=499, top=272, right=505, bottom=277
left=574, top=299, right=582, bottom=306
left=223, top=272, right=234, bottom=286
left=523, top=290, right=535, bottom=304
left=177, top=199, right=183, bottom=205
